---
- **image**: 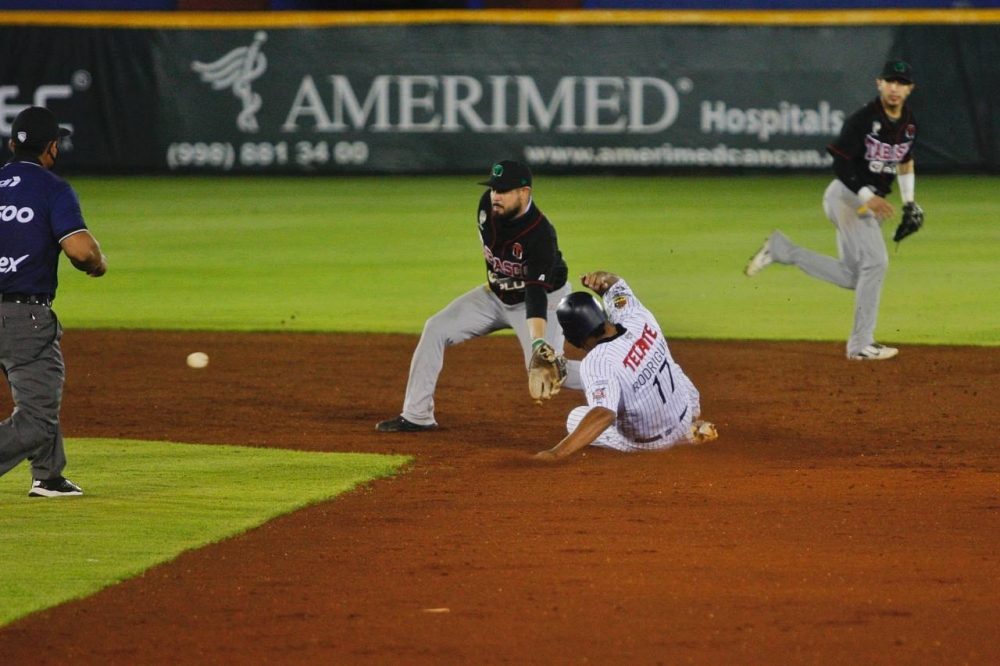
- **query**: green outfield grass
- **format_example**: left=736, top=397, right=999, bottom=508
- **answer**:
left=0, top=439, right=410, bottom=627
left=59, top=173, right=998, bottom=345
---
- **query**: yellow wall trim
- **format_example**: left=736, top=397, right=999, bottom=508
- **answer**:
left=1, top=9, right=999, bottom=30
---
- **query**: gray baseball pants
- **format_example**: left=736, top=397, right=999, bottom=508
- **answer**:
left=0, top=303, right=67, bottom=481
left=400, top=283, right=582, bottom=426
left=768, top=179, right=890, bottom=357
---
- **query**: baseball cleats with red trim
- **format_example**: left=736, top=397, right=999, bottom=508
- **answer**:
left=848, top=343, right=899, bottom=361
left=29, top=476, right=83, bottom=497
left=744, top=236, right=774, bottom=277
left=376, top=415, right=439, bottom=433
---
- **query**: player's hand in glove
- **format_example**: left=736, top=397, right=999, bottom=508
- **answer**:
left=893, top=202, right=924, bottom=243
left=528, top=339, right=568, bottom=404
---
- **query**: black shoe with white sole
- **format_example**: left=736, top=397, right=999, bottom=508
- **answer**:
left=375, top=415, right=439, bottom=433
left=29, top=476, right=84, bottom=497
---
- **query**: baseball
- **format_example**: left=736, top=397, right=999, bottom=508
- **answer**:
left=186, top=352, right=209, bottom=369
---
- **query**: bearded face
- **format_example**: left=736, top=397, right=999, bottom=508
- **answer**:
left=490, top=187, right=530, bottom=221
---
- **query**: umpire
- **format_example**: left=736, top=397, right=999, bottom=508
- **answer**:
left=0, top=106, right=107, bottom=497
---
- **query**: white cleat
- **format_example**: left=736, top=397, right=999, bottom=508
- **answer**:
left=744, top=236, right=773, bottom=276
left=848, top=343, right=899, bottom=361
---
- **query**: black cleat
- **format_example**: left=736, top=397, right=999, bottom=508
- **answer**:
left=29, top=476, right=84, bottom=497
left=375, top=415, right=439, bottom=433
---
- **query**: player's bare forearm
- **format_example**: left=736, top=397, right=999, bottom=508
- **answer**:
left=78, top=251, right=107, bottom=277
left=61, top=231, right=108, bottom=277
left=581, top=271, right=619, bottom=296
left=533, top=406, right=616, bottom=461
left=527, top=317, right=547, bottom=342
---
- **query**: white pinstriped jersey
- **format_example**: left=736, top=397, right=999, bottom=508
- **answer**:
left=579, top=279, right=699, bottom=449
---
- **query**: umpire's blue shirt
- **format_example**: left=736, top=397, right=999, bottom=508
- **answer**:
left=0, top=159, right=87, bottom=297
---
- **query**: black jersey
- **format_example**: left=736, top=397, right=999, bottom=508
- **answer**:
left=827, top=97, right=916, bottom=198
left=477, top=190, right=568, bottom=307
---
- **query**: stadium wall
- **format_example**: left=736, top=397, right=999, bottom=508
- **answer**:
left=1, top=10, right=998, bottom=174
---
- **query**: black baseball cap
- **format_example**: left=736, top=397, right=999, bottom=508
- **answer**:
left=10, top=106, right=71, bottom=150
left=879, top=60, right=914, bottom=84
left=478, top=160, right=532, bottom=191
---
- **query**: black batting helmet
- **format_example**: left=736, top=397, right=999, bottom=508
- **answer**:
left=557, top=292, right=607, bottom=348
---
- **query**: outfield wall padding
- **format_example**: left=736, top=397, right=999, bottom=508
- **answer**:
left=1, top=17, right=997, bottom=174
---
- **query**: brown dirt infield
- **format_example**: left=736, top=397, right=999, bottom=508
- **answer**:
left=1, top=330, right=998, bottom=665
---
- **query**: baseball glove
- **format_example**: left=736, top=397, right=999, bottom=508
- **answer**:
left=528, top=340, right=568, bottom=404
left=893, top=202, right=924, bottom=243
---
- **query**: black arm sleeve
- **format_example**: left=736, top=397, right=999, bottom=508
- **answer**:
left=524, top=283, right=548, bottom=320
left=826, top=106, right=870, bottom=196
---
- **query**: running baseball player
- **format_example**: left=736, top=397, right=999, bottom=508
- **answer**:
left=377, top=160, right=581, bottom=432
left=0, top=106, right=108, bottom=497
left=744, top=60, right=922, bottom=361
left=534, top=271, right=716, bottom=461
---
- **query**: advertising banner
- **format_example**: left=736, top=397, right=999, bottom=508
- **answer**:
left=1, top=21, right=997, bottom=174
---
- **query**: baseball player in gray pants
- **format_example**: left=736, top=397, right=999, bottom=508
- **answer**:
left=744, top=60, right=920, bottom=361
left=377, top=160, right=581, bottom=432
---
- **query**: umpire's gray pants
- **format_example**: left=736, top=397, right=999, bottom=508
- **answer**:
left=400, top=283, right=581, bottom=426
left=769, top=179, right=889, bottom=356
left=0, top=303, right=67, bottom=481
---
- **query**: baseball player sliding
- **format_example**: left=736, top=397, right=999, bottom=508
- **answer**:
left=534, top=271, right=716, bottom=461
left=744, top=60, right=923, bottom=361
left=377, top=160, right=581, bottom=433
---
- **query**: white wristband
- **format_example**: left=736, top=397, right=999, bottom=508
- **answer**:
left=897, top=172, right=915, bottom=203
left=857, top=187, right=876, bottom=204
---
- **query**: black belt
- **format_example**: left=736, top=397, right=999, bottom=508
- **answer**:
left=1, top=293, right=53, bottom=306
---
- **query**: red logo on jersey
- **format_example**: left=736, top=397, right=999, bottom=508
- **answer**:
left=482, top=245, right=526, bottom=278
left=864, top=135, right=912, bottom=163
left=622, top=323, right=659, bottom=371
left=613, top=296, right=627, bottom=310
left=512, top=243, right=523, bottom=260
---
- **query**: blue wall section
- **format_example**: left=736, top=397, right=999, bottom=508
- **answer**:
left=0, top=1, right=176, bottom=8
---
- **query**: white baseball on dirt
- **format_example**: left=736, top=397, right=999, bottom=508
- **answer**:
left=186, top=352, right=209, bottom=369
